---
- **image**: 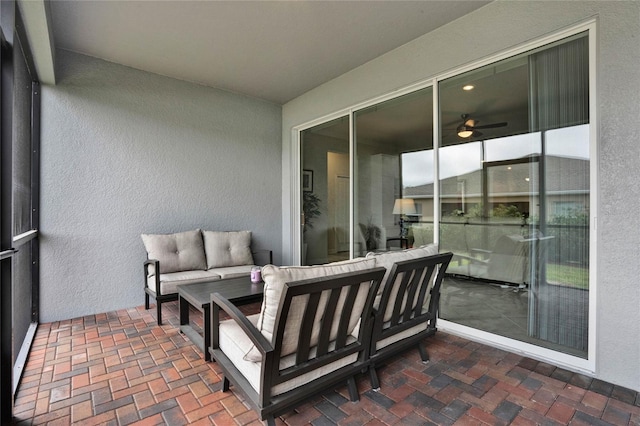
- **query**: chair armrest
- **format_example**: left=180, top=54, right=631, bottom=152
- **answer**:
left=143, top=259, right=161, bottom=295
left=144, top=258, right=159, bottom=271
left=251, top=249, right=273, bottom=266
left=210, top=292, right=273, bottom=357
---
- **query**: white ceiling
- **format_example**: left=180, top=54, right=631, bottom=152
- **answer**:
left=49, top=0, right=490, bottom=104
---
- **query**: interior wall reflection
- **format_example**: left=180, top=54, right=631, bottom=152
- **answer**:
left=354, top=88, right=433, bottom=256
left=300, top=117, right=350, bottom=265
left=438, top=33, right=589, bottom=358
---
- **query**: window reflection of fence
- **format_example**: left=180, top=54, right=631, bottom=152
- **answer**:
left=545, top=224, right=589, bottom=267
left=439, top=220, right=528, bottom=256
left=420, top=220, right=588, bottom=268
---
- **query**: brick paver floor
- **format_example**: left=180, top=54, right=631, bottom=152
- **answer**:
left=13, top=301, right=640, bottom=425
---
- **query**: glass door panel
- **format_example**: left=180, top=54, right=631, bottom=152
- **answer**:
left=439, top=33, right=589, bottom=357
left=354, top=88, right=433, bottom=256
left=300, top=116, right=350, bottom=265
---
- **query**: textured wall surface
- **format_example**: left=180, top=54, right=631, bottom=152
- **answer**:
left=41, top=50, right=282, bottom=322
left=282, top=1, right=640, bottom=391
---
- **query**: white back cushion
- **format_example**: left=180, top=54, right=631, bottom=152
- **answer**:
left=245, top=257, right=376, bottom=361
left=366, top=244, right=438, bottom=292
left=141, top=229, right=206, bottom=274
left=203, top=230, right=254, bottom=269
left=366, top=244, right=438, bottom=321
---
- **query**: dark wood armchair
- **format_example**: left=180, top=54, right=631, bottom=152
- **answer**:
left=368, top=252, right=453, bottom=389
left=209, top=267, right=386, bottom=425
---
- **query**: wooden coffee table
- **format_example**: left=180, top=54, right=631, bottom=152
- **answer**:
left=178, top=276, right=264, bottom=361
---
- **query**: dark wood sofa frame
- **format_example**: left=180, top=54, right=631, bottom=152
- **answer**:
left=209, top=267, right=386, bottom=426
left=144, top=249, right=272, bottom=325
left=368, top=252, right=453, bottom=389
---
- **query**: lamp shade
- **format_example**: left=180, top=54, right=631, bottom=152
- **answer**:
left=392, top=198, right=416, bottom=215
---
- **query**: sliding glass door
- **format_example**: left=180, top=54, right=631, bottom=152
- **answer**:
left=296, top=29, right=592, bottom=360
left=438, top=33, right=590, bottom=357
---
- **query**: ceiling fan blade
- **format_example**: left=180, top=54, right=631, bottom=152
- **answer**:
left=473, top=121, right=507, bottom=129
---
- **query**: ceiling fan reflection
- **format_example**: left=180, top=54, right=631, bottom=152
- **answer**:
left=456, top=113, right=507, bottom=138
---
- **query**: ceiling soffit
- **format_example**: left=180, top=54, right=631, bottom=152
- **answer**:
left=49, top=0, right=490, bottom=104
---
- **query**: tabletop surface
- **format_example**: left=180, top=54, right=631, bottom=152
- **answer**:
left=178, top=276, right=264, bottom=308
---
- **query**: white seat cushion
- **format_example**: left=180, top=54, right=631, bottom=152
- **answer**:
left=374, top=320, right=429, bottom=351
left=218, top=314, right=358, bottom=396
left=146, top=270, right=221, bottom=295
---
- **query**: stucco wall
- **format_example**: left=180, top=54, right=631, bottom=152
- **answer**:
left=41, top=49, right=282, bottom=322
left=282, top=1, right=640, bottom=391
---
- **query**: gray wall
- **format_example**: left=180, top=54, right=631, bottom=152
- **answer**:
left=41, top=49, right=282, bottom=322
left=282, top=1, right=640, bottom=391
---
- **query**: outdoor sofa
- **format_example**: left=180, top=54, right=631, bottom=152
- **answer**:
left=209, top=245, right=452, bottom=424
left=141, top=229, right=271, bottom=325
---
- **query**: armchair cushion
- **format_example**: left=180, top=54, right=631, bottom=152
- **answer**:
left=245, top=257, right=376, bottom=361
left=203, top=230, right=254, bottom=269
left=218, top=314, right=358, bottom=396
left=366, top=244, right=438, bottom=321
left=141, top=229, right=206, bottom=274
left=366, top=244, right=438, bottom=285
left=374, top=321, right=428, bottom=351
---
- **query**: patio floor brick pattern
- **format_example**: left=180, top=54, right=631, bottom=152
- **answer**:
left=13, top=301, right=640, bottom=425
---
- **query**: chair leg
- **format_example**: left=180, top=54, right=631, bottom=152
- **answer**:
left=265, top=416, right=276, bottom=426
left=145, top=293, right=149, bottom=310
left=156, top=301, right=163, bottom=326
left=347, top=376, right=359, bottom=402
left=417, top=344, right=430, bottom=364
left=222, top=377, right=230, bottom=392
left=369, top=367, right=380, bottom=391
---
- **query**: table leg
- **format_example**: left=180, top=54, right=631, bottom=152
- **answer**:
left=203, top=304, right=211, bottom=361
left=179, top=296, right=189, bottom=328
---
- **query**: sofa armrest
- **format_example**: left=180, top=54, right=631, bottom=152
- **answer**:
left=251, top=249, right=273, bottom=266
left=143, top=259, right=161, bottom=295
left=210, top=292, right=273, bottom=358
